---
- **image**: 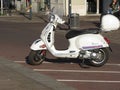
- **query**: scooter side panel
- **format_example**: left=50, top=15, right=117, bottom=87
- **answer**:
left=76, top=34, right=109, bottom=50
left=30, top=39, right=47, bottom=51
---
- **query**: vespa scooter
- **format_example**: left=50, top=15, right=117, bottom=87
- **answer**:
left=28, top=9, right=111, bottom=67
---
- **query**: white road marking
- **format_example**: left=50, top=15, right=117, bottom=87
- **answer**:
left=106, top=63, right=120, bottom=66
left=14, top=60, right=120, bottom=84
left=33, top=69, right=120, bottom=74
left=57, top=79, right=120, bottom=83
left=14, top=61, right=51, bottom=64
left=14, top=60, right=120, bottom=66
left=14, top=61, right=25, bottom=63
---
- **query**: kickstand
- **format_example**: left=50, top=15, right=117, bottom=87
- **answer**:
left=79, top=59, right=90, bottom=68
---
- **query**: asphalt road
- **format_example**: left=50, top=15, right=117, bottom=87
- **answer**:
left=0, top=20, right=120, bottom=90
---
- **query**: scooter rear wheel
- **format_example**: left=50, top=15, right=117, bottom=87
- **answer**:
left=28, top=50, right=46, bottom=65
left=89, top=48, right=110, bottom=67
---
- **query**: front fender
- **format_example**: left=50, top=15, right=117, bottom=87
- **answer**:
left=30, top=39, right=47, bottom=50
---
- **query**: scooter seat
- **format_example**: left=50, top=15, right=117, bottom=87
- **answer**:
left=65, top=28, right=100, bottom=39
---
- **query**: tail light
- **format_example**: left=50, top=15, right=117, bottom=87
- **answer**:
left=104, top=37, right=110, bottom=44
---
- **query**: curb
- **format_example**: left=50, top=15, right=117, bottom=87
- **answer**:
left=0, top=57, right=76, bottom=90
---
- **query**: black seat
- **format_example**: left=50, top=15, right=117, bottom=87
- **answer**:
left=65, top=28, right=100, bottom=39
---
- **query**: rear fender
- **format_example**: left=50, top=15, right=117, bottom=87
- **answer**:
left=30, top=39, right=47, bottom=50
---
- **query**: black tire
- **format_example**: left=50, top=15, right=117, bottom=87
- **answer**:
left=89, top=48, right=110, bottom=67
left=28, top=50, right=46, bottom=65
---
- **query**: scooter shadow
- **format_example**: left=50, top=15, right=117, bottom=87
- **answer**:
left=46, top=58, right=91, bottom=68
left=45, top=58, right=79, bottom=64
left=26, top=56, right=91, bottom=68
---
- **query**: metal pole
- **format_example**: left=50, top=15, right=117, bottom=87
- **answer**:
left=29, top=0, right=32, bottom=20
left=96, top=0, right=99, bottom=14
left=69, top=0, right=72, bottom=16
left=1, top=0, right=3, bottom=15
left=68, top=0, right=72, bottom=29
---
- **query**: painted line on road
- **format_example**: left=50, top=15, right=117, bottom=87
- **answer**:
left=14, top=60, right=120, bottom=66
left=106, top=63, right=120, bottom=66
left=14, top=61, right=51, bottom=64
left=57, top=79, right=120, bottom=83
left=33, top=69, right=120, bottom=74
left=14, top=61, right=26, bottom=63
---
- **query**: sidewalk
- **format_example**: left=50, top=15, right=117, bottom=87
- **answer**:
left=0, top=12, right=100, bottom=23
left=0, top=15, right=46, bottom=23
left=0, top=57, right=75, bottom=90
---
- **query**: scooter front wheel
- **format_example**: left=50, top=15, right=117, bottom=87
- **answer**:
left=28, top=50, right=46, bottom=65
left=89, top=48, right=110, bottom=67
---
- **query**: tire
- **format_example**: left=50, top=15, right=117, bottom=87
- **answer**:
left=89, top=48, right=110, bottom=67
left=28, top=50, right=46, bottom=65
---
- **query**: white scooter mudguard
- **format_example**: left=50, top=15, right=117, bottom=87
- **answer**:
left=76, top=34, right=109, bottom=50
left=30, top=39, right=47, bottom=51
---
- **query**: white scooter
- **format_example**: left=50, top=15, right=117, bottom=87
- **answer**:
left=28, top=9, right=111, bottom=67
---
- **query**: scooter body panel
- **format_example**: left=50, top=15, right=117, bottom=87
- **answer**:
left=74, top=34, right=109, bottom=50
left=41, top=23, right=55, bottom=48
left=30, top=39, right=47, bottom=50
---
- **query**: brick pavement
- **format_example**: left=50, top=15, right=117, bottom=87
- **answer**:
left=0, top=13, right=120, bottom=90
left=0, top=13, right=77, bottom=90
left=0, top=13, right=119, bottom=44
left=0, top=57, right=75, bottom=90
